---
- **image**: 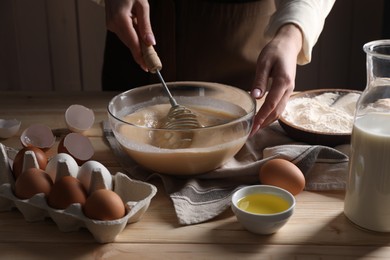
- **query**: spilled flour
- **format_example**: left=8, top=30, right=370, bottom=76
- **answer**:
left=282, top=92, right=361, bottom=134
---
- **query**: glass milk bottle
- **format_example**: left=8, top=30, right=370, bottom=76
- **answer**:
left=344, top=40, right=390, bottom=232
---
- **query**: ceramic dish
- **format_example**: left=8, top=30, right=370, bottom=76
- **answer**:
left=231, top=185, right=295, bottom=235
left=278, top=89, right=362, bottom=146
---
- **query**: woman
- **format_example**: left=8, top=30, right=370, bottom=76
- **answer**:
left=97, top=0, right=335, bottom=134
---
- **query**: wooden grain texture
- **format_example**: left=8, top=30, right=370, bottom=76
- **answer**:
left=77, top=0, right=106, bottom=91
left=1, top=243, right=390, bottom=260
left=1, top=0, right=53, bottom=91
left=0, top=0, right=20, bottom=90
left=46, top=0, right=82, bottom=91
left=1, top=92, right=390, bottom=259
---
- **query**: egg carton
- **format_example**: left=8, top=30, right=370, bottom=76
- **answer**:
left=0, top=143, right=157, bottom=243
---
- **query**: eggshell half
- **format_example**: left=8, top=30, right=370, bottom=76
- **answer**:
left=0, top=119, right=21, bottom=139
left=65, top=104, right=95, bottom=133
left=57, top=133, right=94, bottom=164
left=20, top=124, right=55, bottom=150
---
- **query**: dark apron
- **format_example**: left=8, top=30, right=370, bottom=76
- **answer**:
left=102, top=0, right=275, bottom=91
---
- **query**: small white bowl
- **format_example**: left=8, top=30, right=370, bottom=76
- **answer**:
left=231, top=185, right=295, bottom=235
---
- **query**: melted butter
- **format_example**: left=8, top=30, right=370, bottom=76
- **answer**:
left=237, top=193, right=290, bottom=214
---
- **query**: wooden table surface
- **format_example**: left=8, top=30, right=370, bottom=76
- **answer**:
left=1, top=91, right=390, bottom=260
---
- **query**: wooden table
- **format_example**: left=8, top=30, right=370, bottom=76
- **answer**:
left=1, top=91, right=390, bottom=259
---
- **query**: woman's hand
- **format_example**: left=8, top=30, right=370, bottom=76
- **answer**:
left=250, top=23, right=303, bottom=135
left=104, top=0, right=155, bottom=71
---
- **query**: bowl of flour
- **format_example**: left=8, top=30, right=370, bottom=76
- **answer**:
left=279, top=89, right=362, bottom=146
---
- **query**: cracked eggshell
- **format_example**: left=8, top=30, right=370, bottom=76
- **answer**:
left=20, top=124, right=55, bottom=150
left=57, top=133, right=94, bottom=164
left=65, top=104, right=95, bottom=133
left=0, top=119, right=21, bottom=139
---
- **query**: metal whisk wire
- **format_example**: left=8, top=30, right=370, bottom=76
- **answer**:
left=155, top=70, right=201, bottom=129
left=142, top=43, right=201, bottom=149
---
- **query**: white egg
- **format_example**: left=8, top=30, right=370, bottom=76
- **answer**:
left=88, top=168, right=111, bottom=194
left=65, top=104, right=95, bottom=133
left=77, top=160, right=112, bottom=194
left=45, top=153, right=79, bottom=182
left=0, top=119, right=21, bottom=139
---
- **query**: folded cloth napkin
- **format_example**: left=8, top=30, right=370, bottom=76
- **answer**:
left=103, top=120, right=349, bottom=225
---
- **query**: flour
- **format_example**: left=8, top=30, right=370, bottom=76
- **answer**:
left=282, top=92, right=361, bottom=134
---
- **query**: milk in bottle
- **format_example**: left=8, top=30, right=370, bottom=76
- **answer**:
left=344, top=40, right=390, bottom=232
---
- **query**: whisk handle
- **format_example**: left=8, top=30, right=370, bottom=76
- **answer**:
left=141, top=43, right=162, bottom=73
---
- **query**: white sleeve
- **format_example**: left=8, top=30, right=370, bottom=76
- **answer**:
left=265, top=0, right=336, bottom=65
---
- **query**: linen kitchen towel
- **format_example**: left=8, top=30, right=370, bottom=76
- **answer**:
left=103, top=121, right=349, bottom=225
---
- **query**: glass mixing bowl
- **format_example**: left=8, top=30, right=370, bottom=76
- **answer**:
left=107, top=81, right=255, bottom=175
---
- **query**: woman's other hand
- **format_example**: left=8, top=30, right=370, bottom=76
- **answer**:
left=250, top=23, right=303, bottom=135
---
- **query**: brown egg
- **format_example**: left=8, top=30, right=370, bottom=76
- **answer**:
left=14, top=168, right=53, bottom=199
left=12, top=147, right=48, bottom=179
left=83, top=189, right=126, bottom=220
left=47, top=175, right=88, bottom=209
left=259, top=158, right=305, bottom=196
